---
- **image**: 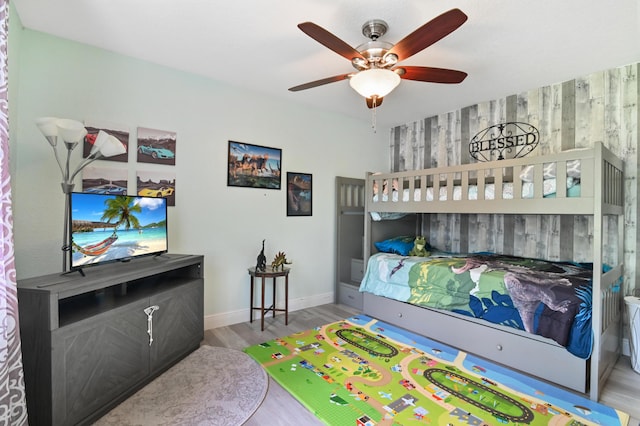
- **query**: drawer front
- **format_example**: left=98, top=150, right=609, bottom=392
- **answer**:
left=338, top=282, right=363, bottom=310
left=350, top=259, right=364, bottom=282
left=363, top=293, right=587, bottom=393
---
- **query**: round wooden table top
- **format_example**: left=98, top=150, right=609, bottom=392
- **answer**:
left=248, top=266, right=291, bottom=277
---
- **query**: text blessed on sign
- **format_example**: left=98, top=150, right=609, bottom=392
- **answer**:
left=469, top=122, right=539, bottom=161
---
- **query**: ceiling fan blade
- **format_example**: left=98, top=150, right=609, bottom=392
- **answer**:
left=288, top=73, right=352, bottom=92
left=298, top=22, right=366, bottom=62
left=366, top=96, right=383, bottom=109
left=396, top=66, right=467, bottom=84
left=386, top=8, right=468, bottom=62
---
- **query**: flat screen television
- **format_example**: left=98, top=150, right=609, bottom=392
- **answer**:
left=69, top=192, right=168, bottom=271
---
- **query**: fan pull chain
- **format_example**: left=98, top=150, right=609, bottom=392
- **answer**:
left=371, top=98, right=377, bottom=133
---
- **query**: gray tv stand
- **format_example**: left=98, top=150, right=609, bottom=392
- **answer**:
left=17, top=254, right=204, bottom=426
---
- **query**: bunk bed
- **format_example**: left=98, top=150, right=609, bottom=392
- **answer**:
left=359, top=142, right=624, bottom=401
left=335, top=177, right=366, bottom=310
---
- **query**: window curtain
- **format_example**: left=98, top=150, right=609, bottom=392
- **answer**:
left=0, top=0, right=28, bottom=424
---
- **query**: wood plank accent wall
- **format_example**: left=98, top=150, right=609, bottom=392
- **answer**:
left=389, top=62, right=639, bottom=293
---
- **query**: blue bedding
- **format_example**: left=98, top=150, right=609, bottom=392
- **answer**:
left=359, top=252, right=595, bottom=358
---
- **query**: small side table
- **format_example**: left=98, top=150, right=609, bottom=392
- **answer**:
left=248, top=266, right=290, bottom=331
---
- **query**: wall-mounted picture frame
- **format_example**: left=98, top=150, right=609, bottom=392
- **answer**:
left=82, top=166, right=128, bottom=195
left=287, top=172, right=312, bottom=216
left=136, top=170, right=176, bottom=206
left=227, top=141, right=281, bottom=189
left=83, top=119, right=129, bottom=163
left=137, top=126, right=176, bottom=165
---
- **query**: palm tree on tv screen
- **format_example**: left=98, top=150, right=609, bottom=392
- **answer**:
left=101, top=196, right=142, bottom=232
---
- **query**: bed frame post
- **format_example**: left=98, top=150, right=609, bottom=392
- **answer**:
left=364, top=172, right=373, bottom=266
left=590, top=143, right=604, bottom=401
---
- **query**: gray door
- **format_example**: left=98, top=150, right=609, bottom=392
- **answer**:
left=149, top=279, right=204, bottom=371
left=51, top=299, right=150, bottom=425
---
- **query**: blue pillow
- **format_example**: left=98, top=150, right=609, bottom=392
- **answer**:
left=375, top=236, right=415, bottom=256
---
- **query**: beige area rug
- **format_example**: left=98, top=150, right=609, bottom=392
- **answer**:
left=94, top=345, right=268, bottom=426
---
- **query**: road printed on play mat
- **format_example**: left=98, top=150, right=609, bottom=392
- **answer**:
left=248, top=316, right=627, bottom=426
left=359, top=320, right=588, bottom=425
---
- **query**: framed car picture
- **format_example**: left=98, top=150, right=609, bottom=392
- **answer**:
left=83, top=120, right=129, bottom=163
left=286, top=172, right=312, bottom=216
left=136, top=170, right=176, bottom=206
left=82, top=166, right=128, bottom=195
left=227, top=141, right=282, bottom=189
left=137, top=127, right=176, bottom=165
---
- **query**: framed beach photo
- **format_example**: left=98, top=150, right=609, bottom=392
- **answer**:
left=286, top=172, right=312, bottom=216
left=227, top=141, right=282, bottom=189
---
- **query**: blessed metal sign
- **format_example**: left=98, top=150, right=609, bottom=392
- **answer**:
left=469, top=122, right=539, bottom=161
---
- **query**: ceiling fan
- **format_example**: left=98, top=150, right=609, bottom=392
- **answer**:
left=289, top=8, right=468, bottom=109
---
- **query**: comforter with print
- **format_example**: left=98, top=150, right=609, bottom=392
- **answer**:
left=359, top=252, right=594, bottom=358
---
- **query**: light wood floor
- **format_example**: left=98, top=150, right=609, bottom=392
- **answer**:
left=203, top=303, right=640, bottom=426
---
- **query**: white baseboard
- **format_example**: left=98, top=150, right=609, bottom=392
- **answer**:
left=204, top=292, right=335, bottom=330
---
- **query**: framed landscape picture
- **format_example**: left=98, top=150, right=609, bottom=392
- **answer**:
left=227, top=141, right=281, bottom=189
left=286, top=172, right=312, bottom=216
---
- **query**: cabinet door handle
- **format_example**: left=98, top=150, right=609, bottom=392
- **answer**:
left=144, top=305, right=160, bottom=346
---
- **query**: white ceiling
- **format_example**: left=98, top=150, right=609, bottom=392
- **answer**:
left=12, top=0, right=640, bottom=129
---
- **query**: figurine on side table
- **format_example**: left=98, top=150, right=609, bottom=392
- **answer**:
left=271, top=251, right=292, bottom=271
left=256, top=239, right=267, bottom=272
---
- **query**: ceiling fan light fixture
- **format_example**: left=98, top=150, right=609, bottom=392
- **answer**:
left=349, top=68, right=401, bottom=99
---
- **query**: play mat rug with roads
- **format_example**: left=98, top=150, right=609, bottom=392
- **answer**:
left=244, top=315, right=628, bottom=426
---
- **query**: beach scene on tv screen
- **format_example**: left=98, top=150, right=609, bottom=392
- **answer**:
left=70, top=194, right=167, bottom=268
